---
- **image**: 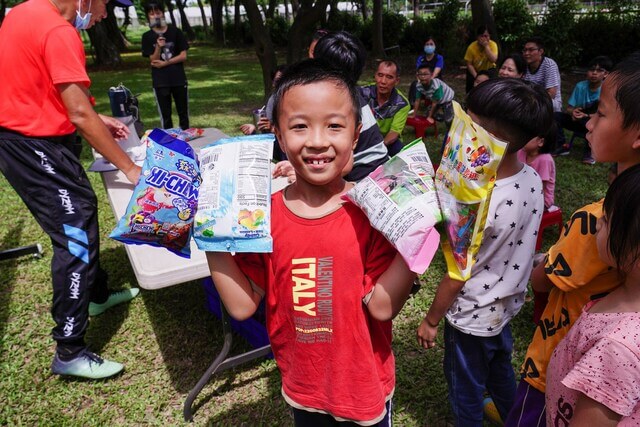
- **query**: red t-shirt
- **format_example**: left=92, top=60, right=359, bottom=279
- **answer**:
left=0, top=0, right=90, bottom=136
left=236, top=191, right=397, bottom=424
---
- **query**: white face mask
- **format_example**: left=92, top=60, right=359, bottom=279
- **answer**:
left=74, top=0, right=92, bottom=30
left=150, top=16, right=166, bottom=28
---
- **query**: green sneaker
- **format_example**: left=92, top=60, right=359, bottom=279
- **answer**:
left=51, top=350, right=123, bottom=379
left=89, top=288, right=140, bottom=316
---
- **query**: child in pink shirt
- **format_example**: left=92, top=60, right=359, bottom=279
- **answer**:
left=517, top=135, right=556, bottom=209
left=546, top=164, right=640, bottom=426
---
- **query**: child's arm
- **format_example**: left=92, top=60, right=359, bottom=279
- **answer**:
left=366, top=253, right=417, bottom=321
left=531, top=259, right=554, bottom=292
left=417, top=274, right=465, bottom=349
left=412, top=98, right=422, bottom=117
left=205, top=252, right=262, bottom=321
left=571, top=393, right=621, bottom=426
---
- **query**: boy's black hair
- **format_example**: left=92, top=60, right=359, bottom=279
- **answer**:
left=606, top=51, right=640, bottom=130
left=416, top=63, right=433, bottom=73
left=475, top=70, right=492, bottom=80
left=524, top=36, right=544, bottom=50
left=502, top=52, right=526, bottom=76
left=588, top=55, right=613, bottom=72
left=603, top=163, right=640, bottom=272
left=144, top=1, right=164, bottom=13
left=312, top=31, right=367, bottom=84
left=424, top=35, right=436, bottom=44
left=466, top=78, right=554, bottom=153
left=377, top=59, right=400, bottom=76
left=271, top=59, right=361, bottom=128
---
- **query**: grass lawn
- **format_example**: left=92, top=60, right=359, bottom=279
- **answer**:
left=0, top=44, right=610, bottom=426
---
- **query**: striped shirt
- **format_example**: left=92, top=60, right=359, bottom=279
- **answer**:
left=524, top=57, right=562, bottom=112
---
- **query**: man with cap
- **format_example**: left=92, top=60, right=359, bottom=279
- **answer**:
left=0, top=0, right=141, bottom=379
left=141, top=1, right=190, bottom=130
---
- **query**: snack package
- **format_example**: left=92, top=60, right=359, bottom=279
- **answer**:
left=194, top=134, right=274, bottom=253
left=110, top=129, right=200, bottom=258
left=436, top=101, right=508, bottom=281
left=343, top=139, right=442, bottom=274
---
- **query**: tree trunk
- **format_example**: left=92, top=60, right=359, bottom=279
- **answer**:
left=212, top=0, right=225, bottom=43
left=267, top=0, right=277, bottom=19
left=360, top=0, right=368, bottom=20
left=175, top=0, right=196, bottom=40
left=286, top=0, right=330, bottom=64
left=284, top=0, right=290, bottom=20
left=167, top=1, right=178, bottom=26
left=290, top=0, right=300, bottom=15
left=413, top=0, right=419, bottom=18
left=0, top=0, right=7, bottom=26
left=196, top=0, right=209, bottom=34
left=372, top=0, right=384, bottom=58
left=241, top=0, right=278, bottom=100
left=471, top=0, right=497, bottom=39
left=234, top=0, right=241, bottom=30
left=86, top=4, right=124, bottom=66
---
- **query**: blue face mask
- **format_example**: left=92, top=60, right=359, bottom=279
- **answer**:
left=424, top=45, right=436, bottom=55
left=74, top=0, right=92, bottom=30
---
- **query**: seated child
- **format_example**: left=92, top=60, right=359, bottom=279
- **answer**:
left=206, top=59, right=416, bottom=426
left=546, top=163, right=640, bottom=426
left=517, top=133, right=556, bottom=210
left=410, top=63, right=455, bottom=129
left=553, top=55, right=613, bottom=164
left=473, top=70, right=492, bottom=87
left=505, top=50, right=640, bottom=427
left=417, top=78, right=554, bottom=425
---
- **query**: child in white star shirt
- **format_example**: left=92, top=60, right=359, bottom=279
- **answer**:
left=417, top=79, right=553, bottom=426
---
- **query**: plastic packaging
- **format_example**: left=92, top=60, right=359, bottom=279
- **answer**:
left=343, top=139, right=442, bottom=274
left=436, top=101, right=508, bottom=281
left=194, top=134, right=274, bottom=253
left=110, top=129, right=200, bottom=258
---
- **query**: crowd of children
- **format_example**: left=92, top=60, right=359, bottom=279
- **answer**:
left=212, top=31, right=640, bottom=427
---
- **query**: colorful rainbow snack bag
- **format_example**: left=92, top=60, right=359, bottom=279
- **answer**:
left=436, top=101, right=508, bottom=281
left=343, top=139, right=442, bottom=274
left=110, top=129, right=201, bottom=258
left=194, top=134, right=274, bottom=253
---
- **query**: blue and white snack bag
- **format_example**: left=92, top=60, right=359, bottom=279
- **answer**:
left=110, top=129, right=200, bottom=258
left=194, top=134, right=274, bottom=252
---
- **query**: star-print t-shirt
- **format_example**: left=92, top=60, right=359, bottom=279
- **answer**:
left=446, top=164, right=544, bottom=336
left=546, top=300, right=640, bottom=426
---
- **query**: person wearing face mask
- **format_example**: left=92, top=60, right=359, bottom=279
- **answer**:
left=141, top=1, right=190, bottom=130
left=409, top=36, right=444, bottom=105
left=0, top=0, right=142, bottom=379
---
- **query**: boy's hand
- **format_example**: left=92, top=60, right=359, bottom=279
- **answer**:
left=240, top=123, right=256, bottom=135
left=417, top=317, right=438, bottom=349
left=257, top=117, right=272, bottom=132
left=272, top=160, right=296, bottom=183
left=572, top=108, right=588, bottom=120
left=426, top=117, right=435, bottom=125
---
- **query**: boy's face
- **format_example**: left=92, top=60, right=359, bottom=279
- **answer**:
left=586, top=79, right=640, bottom=164
left=587, top=65, right=608, bottom=84
left=375, top=63, right=399, bottom=97
left=416, top=68, right=432, bottom=85
left=274, top=81, right=361, bottom=187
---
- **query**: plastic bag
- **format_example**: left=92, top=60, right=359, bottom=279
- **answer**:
left=436, top=101, right=508, bottom=281
left=194, top=134, right=274, bottom=253
left=343, top=139, right=442, bottom=274
left=110, top=129, right=200, bottom=258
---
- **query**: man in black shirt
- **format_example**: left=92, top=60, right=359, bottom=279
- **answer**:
left=141, top=2, right=190, bottom=129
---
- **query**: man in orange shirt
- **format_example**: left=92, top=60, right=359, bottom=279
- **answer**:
left=0, top=0, right=141, bottom=379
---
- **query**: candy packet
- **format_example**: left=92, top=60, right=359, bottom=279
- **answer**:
left=194, top=134, right=274, bottom=253
left=110, top=129, right=201, bottom=258
left=436, top=101, right=508, bottom=281
left=343, top=139, right=442, bottom=274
